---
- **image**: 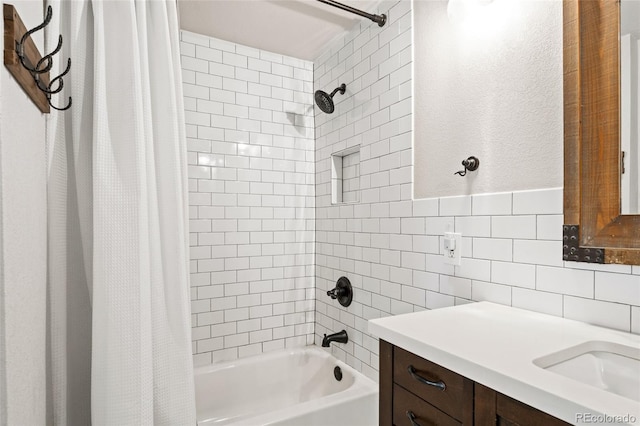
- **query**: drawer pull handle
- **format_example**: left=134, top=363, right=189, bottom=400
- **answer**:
left=407, top=365, right=446, bottom=391
left=406, top=410, right=423, bottom=426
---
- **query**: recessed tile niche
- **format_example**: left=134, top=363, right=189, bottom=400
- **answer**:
left=331, top=146, right=360, bottom=204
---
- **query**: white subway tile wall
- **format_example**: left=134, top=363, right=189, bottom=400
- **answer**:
left=179, top=0, right=639, bottom=379
left=181, top=31, right=316, bottom=367
left=313, top=0, right=640, bottom=383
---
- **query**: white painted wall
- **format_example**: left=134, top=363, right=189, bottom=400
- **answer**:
left=413, top=0, right=563, bottom=198
left=0, top=1, right=47, bottom=423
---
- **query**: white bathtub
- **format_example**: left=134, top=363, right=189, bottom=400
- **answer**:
left=194, top=347, right=379, bottom=426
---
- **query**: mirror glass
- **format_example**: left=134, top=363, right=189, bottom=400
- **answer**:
left=621, top=0, right=640, bottom=214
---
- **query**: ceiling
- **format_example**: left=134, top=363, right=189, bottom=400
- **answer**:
left=178, top=0, right=382, bottom=61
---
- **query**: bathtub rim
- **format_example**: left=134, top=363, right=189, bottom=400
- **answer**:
left=193, top=345, right=377, bottom=385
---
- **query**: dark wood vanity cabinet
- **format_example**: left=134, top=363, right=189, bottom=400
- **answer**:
left=380, top=340, right=571, bottom=426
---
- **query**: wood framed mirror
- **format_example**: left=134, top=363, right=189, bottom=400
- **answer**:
left=564, top=0, right=640, bottom=265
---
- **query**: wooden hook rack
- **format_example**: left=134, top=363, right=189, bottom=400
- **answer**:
left=3, top=3, right=50, bottom=113
left=4, top=3, right=72, bottom=113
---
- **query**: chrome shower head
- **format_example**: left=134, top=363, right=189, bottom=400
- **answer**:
left=314, top=83, right=346, bottom=114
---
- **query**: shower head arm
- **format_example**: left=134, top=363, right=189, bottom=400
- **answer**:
left=329, top=83, right=346, bottom=98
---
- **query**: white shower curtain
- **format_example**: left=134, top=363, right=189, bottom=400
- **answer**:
left=46, top=1, right=196, bottom=424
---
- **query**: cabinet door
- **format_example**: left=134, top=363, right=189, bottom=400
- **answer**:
left=496, top=394, right=571, bottom=426
left=475, top=384, right=571, bottom=426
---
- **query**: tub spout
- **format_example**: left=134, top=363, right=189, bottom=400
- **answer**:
left=322, top=330, right=348, bottom=347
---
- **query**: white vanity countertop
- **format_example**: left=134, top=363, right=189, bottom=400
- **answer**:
left=368, top=302, right=640, bottom=425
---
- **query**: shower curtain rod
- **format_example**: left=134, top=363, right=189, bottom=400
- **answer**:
left=316, top=0, right=386, bottom=27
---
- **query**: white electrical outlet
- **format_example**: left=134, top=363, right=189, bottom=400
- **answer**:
left=443, top=232, right=462, bottom=265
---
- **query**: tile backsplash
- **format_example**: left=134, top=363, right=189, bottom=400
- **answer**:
left=313, top=0, right=640, bottom=383
left=180, top=31, right=316, bottom=366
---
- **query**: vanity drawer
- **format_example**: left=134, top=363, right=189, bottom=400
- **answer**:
left=393, top=384, right=461, bottom=426
left=394, top=347, right=473, bottom=422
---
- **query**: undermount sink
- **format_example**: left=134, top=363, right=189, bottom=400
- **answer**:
left=533, top=341, right=640, bottom=402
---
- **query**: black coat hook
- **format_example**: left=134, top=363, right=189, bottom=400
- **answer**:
left=15, top=5, right=72, bottom=111
left=35, top=35, right=62, bottom=74
left=16, top=5, right=53, bottom=73
left=455, top=156, right=480, bottom=176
